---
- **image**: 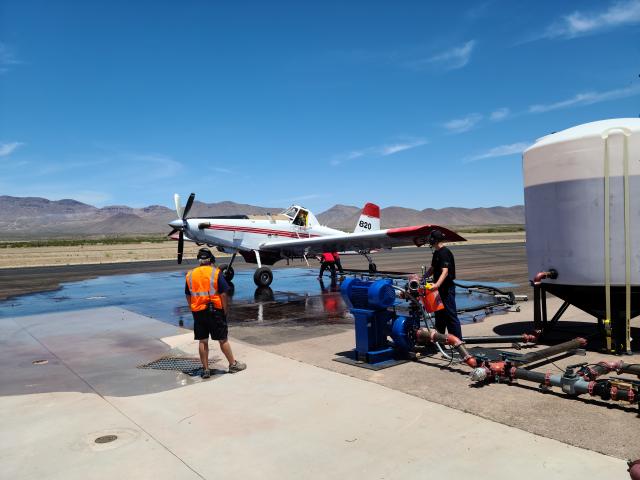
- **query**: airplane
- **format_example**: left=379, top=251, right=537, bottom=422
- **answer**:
left=167, top=193, right=466, bottom=287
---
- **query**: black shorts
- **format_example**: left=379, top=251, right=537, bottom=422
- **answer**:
left=192, top=308, right=228, bottom=341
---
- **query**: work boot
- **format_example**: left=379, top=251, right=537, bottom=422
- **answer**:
left=228, top=361, right=246, bottom=373
left=201, top=368, right=211, bottom=379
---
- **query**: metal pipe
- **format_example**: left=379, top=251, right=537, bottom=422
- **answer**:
left=532, top=269, right=557, bottom=285
left=471, top=362, right=639, bottom=408
left=515, top=338, right=586, bottom=365
left=415, top=329, right=477, bottom=367
left=619, top=363, right=640, bottom=377
left=462, top=332, right=540, bottom=345
left=580, top=360, right=624, bottom=381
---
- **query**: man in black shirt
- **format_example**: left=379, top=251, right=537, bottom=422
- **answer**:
left=425, top=230, right=462, bottom=340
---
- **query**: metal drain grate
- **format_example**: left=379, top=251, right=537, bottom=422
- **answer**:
left=138, top=357, right=216, bottom=374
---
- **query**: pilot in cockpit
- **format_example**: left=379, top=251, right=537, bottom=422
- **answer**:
left=293, top=209, right=308, bottom=227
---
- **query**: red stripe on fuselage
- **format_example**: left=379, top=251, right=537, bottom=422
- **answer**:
left=206, top=224, right=321, bottom=239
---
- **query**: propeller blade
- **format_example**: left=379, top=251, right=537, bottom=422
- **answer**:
left=177, top=231, right=184, bottom=264
left=183, top=192, right=195, bottom=219
left=174, top=193, right=184, bottom=219
left=167, top=228, right=179, bottom=238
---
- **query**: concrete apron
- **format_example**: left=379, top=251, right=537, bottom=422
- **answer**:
left=0, top=307, right=627, bottom=479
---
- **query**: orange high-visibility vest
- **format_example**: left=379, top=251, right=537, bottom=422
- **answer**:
left=186, top=266, right=222, bottom=312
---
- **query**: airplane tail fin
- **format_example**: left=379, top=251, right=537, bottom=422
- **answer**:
left=354, top=203, right=380, bottom=232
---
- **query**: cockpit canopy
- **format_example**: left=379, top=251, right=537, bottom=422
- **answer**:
left=280, top=205, right=319, bottom=227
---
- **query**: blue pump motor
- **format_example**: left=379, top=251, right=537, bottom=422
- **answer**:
left=341, top=278, right=417, bottom=365
left=340, top=277, right=396, bottom=310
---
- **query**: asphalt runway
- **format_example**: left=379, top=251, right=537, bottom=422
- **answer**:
left=0, top=242, right=529, bottom=300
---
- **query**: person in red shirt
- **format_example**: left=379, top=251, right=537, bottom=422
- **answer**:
left=332, top=251, right=344, bottom=274
left=317, top=252, right=336, bottom=279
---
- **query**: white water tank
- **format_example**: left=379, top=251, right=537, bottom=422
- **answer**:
left=524, top=119, right=640, bottom=354
left=524, top=118, right=640, bottom=290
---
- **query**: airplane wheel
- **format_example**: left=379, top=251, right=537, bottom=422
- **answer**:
left=253, top=267, right=273, bottom=287
left=220, top=264, right=234, bottom=281
left=368, top=263, right=377, bottom=274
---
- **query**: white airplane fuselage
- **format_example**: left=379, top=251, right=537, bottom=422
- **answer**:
left=169, top=196, right=404, bottom=287
left=184, top=217, right=343, bottom=258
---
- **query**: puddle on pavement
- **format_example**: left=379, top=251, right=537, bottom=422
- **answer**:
left=0, top=268, right=516, bottom=330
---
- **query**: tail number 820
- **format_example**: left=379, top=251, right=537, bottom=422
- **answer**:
left=359, top=220, right=372, bottom=230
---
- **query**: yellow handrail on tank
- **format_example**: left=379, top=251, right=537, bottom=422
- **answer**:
left=601, top=127, right=632, bottom=354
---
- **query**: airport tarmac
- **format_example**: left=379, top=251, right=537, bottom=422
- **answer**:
left=1, top=242, right=638, bottom=478
left=0, top=242, right=530, bottom=300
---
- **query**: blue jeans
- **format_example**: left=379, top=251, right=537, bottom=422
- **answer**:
left=434, top=287, right=462, bottom=340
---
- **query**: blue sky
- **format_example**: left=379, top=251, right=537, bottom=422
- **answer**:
left=1, top=0, right=639, bottom=211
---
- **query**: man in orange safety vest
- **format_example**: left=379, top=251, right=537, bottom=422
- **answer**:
left=185, top=248, right=246, bottom=378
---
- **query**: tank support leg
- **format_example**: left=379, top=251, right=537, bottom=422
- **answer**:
left=533, top=283, right=543, bottom=330
left=547, top=301, right=570, bottom=330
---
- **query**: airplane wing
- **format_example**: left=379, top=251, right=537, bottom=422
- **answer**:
left=259, top=225, right=465, bottom=257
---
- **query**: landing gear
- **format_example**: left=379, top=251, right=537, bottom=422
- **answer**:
left=220, top=265, right=234, bottom=281
left=254, top=267, right=273, bottom=287
left=219, top=253, right=237, bottom=281
left=362, top=252, right=377, bottom=274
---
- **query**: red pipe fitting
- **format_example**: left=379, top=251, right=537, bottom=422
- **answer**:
left=521, top=331, right=541, bottom=343
left=463, top=356, right=478, bottom=368
left=532, top=269, right=558, bottom=285
left=446, top=334, right=462, bottom=347
left=489, top=361, right=506, bottom=377
left=599, top=360, right=624, bottom=372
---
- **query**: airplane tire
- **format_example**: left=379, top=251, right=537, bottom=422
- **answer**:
left=220, top=264, right=234, bottom=281
left=253, top=267, right=273, bottom=287
left=368, top=263, right=377, bottom=274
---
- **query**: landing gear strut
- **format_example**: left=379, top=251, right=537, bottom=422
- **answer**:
left=219, top=253, right=236, bottom=281
left=362, top=252, right=377, bottom=274
left=252, top=250, right=273, bottom=287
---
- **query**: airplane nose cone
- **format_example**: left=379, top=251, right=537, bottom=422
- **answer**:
left=168, top=219, right=184, bottom=229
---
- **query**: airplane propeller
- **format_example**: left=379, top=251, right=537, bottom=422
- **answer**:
left=169, top=192, right=196, bottom=264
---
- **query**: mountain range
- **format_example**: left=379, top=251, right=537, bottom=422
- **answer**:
left=0, top=195, right=524, bottom=239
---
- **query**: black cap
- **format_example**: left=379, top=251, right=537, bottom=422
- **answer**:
left=427, top=230, right=446, bottom=245
left=196, top=248, right=215, bottom=262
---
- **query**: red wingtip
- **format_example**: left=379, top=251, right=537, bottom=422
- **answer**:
left=362, top=202, right=380, bottom=218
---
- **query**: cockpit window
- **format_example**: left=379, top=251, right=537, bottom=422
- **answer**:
left=281, top=206, right=298, bottom=219
left=293, top=209, right=308, bottom=227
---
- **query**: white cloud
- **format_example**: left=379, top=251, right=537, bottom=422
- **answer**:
left=466, top=142, right=530, bottom=163
left=425, top=40, right=476, bottom=71
left=213, top=167, right=233, bottom=174
left=0, top=43, right=21, bottom=74
left=443, top=113, right=483, bottom=133
left=331, top=139, right=428, bottom=165
left=0, top=142, right=25, bottom=156
left=540, top=0, right=640, bottom=39
left=490, top=108, right=510, bottom=121
left=529, top=84, right=640, bottom=113
left=380, top=140, right=428, bottom=156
